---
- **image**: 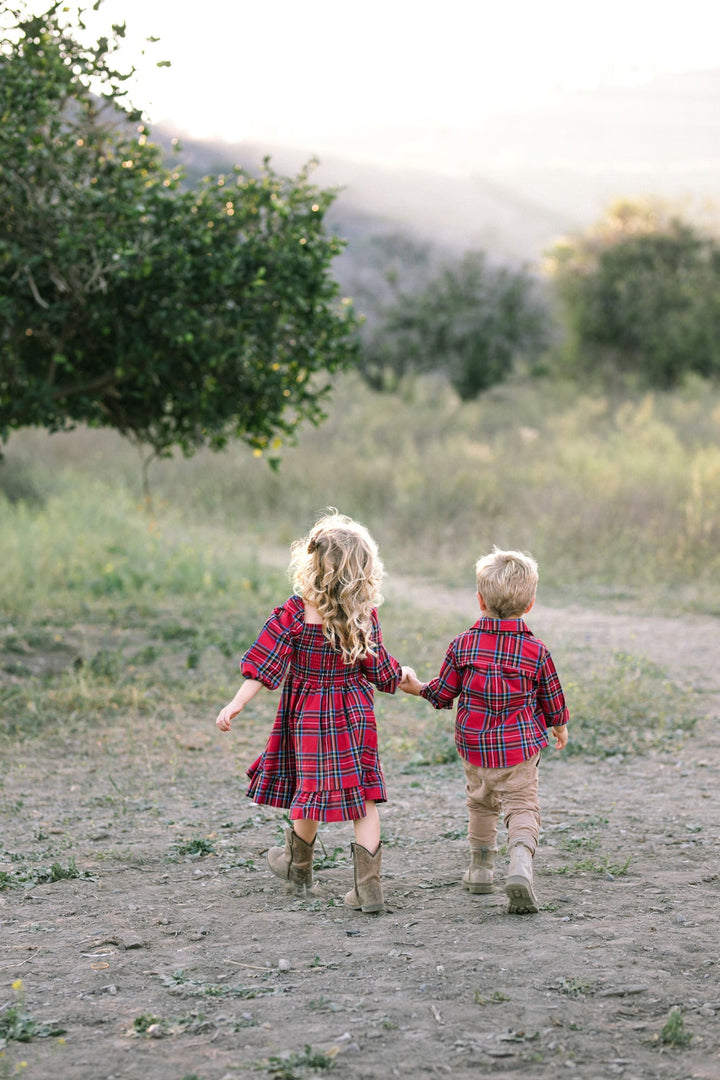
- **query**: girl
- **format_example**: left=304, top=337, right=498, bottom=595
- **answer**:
left=216, top=511, right=402, bottom=913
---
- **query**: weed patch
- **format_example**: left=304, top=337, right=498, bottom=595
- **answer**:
left=551, top=855, right=632, bottom=877
left=561, top=651, right=700, bottom=758
left=172, top=838, right=217, bottom=858
left=0, top=858, right=90, bottom=889
left=256, top=1045, right=337, bottom=1078
left=659, top=1008, right=692, bottom=1048
left=0, top=981, right=66, bottom=1044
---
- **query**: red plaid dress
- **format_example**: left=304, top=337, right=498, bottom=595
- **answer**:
left=243, top=596, right=401, bottom=821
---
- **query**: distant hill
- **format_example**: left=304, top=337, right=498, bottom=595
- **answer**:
left=155, top=68, right=720, bottom=267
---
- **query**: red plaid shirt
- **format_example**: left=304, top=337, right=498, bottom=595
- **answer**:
left=420, top=617, right=569, bottom=768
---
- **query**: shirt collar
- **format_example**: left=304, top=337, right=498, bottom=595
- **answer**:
left=475, top=617, right=532, bottom=635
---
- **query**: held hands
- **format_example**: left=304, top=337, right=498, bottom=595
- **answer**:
left=549, top=724, right=569, bottom=750
left=399, top=666, right=423, bottom=696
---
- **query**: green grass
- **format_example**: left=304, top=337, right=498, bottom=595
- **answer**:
left=0, top=981, right=66, bottom=1043
left=257, top=1045, right=337, bottom=1078
left=0, top=373, right=711, bottom=761
left=659, top=1008, right=692, bottom=1047
left=0, top=858, right=90, bottom=889
left=558, top=651, right=701, bottom=758
left=4, top=372, right=720, bottom=609
left=551, top=855, right=632, bottom=877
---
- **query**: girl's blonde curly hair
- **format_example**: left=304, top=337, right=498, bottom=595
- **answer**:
left=289, top=511, right=384, bottom=664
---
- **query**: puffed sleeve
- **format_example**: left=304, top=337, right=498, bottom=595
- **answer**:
left=360, top=610, right=402, bottom=693
left=240, top=597, right=304, bottom=689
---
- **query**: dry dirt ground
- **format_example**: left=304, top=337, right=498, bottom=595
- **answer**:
left=2, top=586, right=720, bottom=1080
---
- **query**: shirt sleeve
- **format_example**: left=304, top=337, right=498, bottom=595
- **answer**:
left=536, top=650, right=569, bottom=727
left=419, top=641, right=461, bottom=710
left=240, top=599, right=302, bottom=690
left=359, top=610, right=402, bottom=693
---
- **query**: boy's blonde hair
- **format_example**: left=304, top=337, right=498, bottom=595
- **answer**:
left=475, top=547, right=538, bottom=619
left=289, top=510, right=384, bottom=663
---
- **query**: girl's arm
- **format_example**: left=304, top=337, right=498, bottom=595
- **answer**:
left=359, top=611, right=402, bottom=693
left=216, top=679, right=263, bottom=732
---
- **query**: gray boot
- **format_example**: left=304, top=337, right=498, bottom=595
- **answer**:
left=267, top=828, right=315, bottom=893
left=505, top=842, right=538, bottom=914
left=462, top=847, right=495, bottom=894
left=344, top=842, right=384, bottom=913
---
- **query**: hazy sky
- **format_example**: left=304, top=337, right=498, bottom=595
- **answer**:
left=71, top=0, right=720, bottom=168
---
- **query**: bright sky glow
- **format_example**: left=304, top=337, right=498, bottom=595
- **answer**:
left=53, top=0, right=720, bottom=166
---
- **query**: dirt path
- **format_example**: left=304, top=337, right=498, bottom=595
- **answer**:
left=2, top=590, right=720, bottom=1079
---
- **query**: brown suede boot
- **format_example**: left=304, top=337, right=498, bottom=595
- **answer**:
left=267, top=828, right=315, bottom=893
left=505, top=842, right=538, bottom=914
left=344, top=842, right=384, bottom=913
left=462, top=846, right=495, bottom=894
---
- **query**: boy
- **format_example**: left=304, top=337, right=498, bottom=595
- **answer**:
left=400, top=547, right=568, bottom=914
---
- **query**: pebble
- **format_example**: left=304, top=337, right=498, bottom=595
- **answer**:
left=278, top=958, right=291, bottom=970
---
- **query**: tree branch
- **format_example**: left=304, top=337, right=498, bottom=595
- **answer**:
left=51, top=371, right=121, bottom=400
left=25, top=268, right=50, bottom=309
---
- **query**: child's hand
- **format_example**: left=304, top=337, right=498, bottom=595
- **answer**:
left=215, top=679, right=262, bottom=733
left=400, top=666, right=423, bottom=695
left=548, top=724, right=568, bottom=750
left=216, top=703, right=240, bottom=732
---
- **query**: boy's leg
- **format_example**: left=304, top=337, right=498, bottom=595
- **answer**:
left=501, top=754, right=541, bottom=853
left=501, top=754, right=541, bottom=914
left=463, top=762, right=501, bottom=892
left=464, top=762, right=502, bottom=849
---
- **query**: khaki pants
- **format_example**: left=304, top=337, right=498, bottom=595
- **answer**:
left=464, top=753, right=541, bottom=855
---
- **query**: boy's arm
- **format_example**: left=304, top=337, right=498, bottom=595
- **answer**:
left=548, top=724, right=568, bottom=750
left=415, top=645, right=461, bottom=710
left=537, top=650, right=569, bottom=745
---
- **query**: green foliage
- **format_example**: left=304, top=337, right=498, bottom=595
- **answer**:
left=132, top=1013, right=163, bottom=1036
left=403, top=716, right=457, bottom=768
left=474, top=990, right=510, bottom=1005
left=659, top=1008, right=692, bottom=1047
left=548, top=199, right=720, bottom=388
left=0, top=857, right=88, bottom=887
left=552, top=855, right=632, bottom=877
left=562, top=651, right=700, bottom=758
left=259, top=1045, right=336, bottom=1079
left=174, top=837, right=216, bottom=857
left=0, top=980, right=66, bottom=1043
left=0, top=3, right=356, bottom=470
left=4, top=374, right=720, bottom=599
left=36, top=858, right=81, bottom=882
left=358, top=248, right=549, bottom=397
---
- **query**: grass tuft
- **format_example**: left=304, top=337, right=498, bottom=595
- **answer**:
left=659, top=1008, right=692, bottom=1048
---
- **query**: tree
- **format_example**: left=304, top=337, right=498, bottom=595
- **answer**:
left=547, top=199, right=720, bottom=388
left=357, top=248, right=550, bottom=398
left=0, top=2, right=357, bottom=485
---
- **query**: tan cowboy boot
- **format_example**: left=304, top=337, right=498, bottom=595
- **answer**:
left=462, top=846, right=495, bottom=894
left=505, top=842, right=538, bottom=914
left=267, top=828, right=315, bottom=893
left=344, top=842, right=384, bottom=913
